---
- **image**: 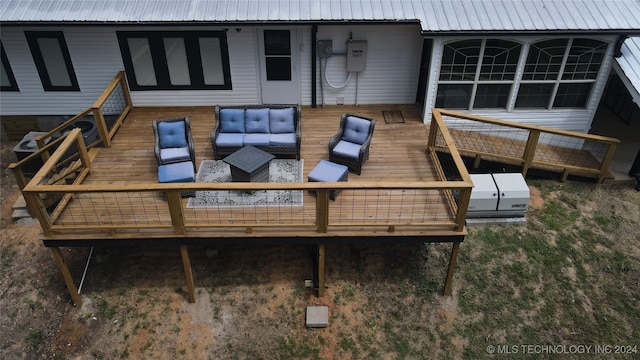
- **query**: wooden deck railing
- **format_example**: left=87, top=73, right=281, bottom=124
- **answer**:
left=431, top=109, right=620, bottom=183
left=8, top=72, right=132, bottom=214
left=25, top=181, right=472, bottom=238
left=35, top=71, right=131, bottom=152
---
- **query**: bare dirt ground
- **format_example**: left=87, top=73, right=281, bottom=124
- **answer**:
left=2, top=133, right=639, bottom=359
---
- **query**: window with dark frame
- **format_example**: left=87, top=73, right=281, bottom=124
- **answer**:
left=1, top=43, right=19, bottom=91
left=25, top=31, right=79, bottom=91
left=117, top=31, right=232, bottom=91
left=263, top=30, right=292, bottom=81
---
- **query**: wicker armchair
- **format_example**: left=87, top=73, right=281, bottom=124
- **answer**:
left=328, top=113, right=376, bottom=175
left=152, top=116, right=196, bottom=170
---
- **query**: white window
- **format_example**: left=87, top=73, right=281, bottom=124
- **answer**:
left=437, top=38, right=608, bottom=110
left=437, top=39, right=521, bottom=109
left=516, top=39, right=607, bottom=109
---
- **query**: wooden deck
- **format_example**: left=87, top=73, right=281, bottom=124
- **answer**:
left=42, top=104, right=466, bottom=244
left=89, top=104, right=438, bottom=185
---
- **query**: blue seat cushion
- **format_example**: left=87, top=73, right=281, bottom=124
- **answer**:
left=160, top=147, right=191, bottom=162
left=243, top=133, right=270, bottom=146
left=158, top=121, right=187, bottom=148
left=245, top=108, right=270, bottom=133
left=216, top=133, right=244, bottom=147
left=308, top=160, right=348, bottom=182
left=332, top=140, right=361, bottom=159
left=269, top=108, right=295, bottom=134
left=158, top=161, right=195, bottom=183
left=342, top=116, right=371, bottom=145
left=269, top=133, right=296, bottom=146
left=219, top=109, right=245, bottom=133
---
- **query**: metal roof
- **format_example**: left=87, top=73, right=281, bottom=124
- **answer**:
left=614, top=37, right=640, bottom=105
left=2, top=0, right=640, bottom=33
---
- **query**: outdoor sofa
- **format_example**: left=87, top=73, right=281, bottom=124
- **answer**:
left=211, top=104, right=301, bottom=160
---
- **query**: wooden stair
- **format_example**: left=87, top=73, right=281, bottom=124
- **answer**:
left=12, top=148, right=101, bottom=220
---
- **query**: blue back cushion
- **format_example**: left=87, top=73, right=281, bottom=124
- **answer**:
left=219, top=109, right=245, bottom=133
left=269, top=108, right=295, bottom=134
left=342, top=116, right=371, bottom=145
left=158, top=121, right=187, bottom=148
left=245, top=108, right=270, bottom=133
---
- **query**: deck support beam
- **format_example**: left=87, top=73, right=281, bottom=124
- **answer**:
left=180, top=245, right=196, bottom=303
left=50, top=247, right=82, bottom=306
left=443, top=242, right=461, bottom=296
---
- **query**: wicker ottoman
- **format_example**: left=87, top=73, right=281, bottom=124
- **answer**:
left=308, top=160, right=348, bottom=200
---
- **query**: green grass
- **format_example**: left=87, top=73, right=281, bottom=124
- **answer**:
left=277, top=337, right=320, bottom=359
left=454, top=181, right=640, bottom=359
left=96, top=297, right=118, bottom=321
left=24, top=329, right=43, bottom=350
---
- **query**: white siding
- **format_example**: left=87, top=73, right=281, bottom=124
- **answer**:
left=1, top=26, right=266, bottom=115
left=424, top=35, right=617, bottom=133
left=1, top=27, right=123, bottom=115
left=314, top=25, right=423, bottom=106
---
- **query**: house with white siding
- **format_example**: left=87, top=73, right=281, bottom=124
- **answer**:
left=2, top=0, right=640, bottom=135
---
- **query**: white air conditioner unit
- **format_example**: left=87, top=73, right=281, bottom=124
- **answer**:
left=467, top=173, right=530, bottom=218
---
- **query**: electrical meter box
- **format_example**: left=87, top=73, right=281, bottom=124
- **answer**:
left=317, top=40, right=333, bottom=58
left=346, top=40, right=367, bottom=72
left=467, top=173, right=530, bottom=218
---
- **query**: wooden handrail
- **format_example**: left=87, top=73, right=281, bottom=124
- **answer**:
left=24, top=180, right=473, bottom=193
left=431, top=109, right=473, bottom=184
left=433, top=108, right=620, bottom=183
left=33, top=108, right=94, bottom=155
left=437, top=109, right=620, bottom=144
left=92, top=71, right=127, bottom=108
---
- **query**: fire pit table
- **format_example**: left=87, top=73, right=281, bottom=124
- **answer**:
left=223, top=145, right=275, bottom=182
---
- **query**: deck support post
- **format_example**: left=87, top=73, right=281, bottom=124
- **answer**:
left=50, top=247, right=82, bottom=306
left=522, top=130, right=540, bottom=177
left=313, top=187, right=328, bottom=297
left=180, top=245, right=196, bottom=303
left=473, top=154, right=482, bottom=169
left=311, top=244, right=326, bottom=297
left=443, top=242, right=460, bottom=296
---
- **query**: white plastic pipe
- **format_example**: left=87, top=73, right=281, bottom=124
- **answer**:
left=323, top=56, right=352, bottom=89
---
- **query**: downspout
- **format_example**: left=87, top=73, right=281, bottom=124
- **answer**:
left=312, top=25, right=318, bottom=108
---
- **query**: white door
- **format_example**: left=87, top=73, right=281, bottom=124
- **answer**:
left=259, top=29, right=300, bottom=104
